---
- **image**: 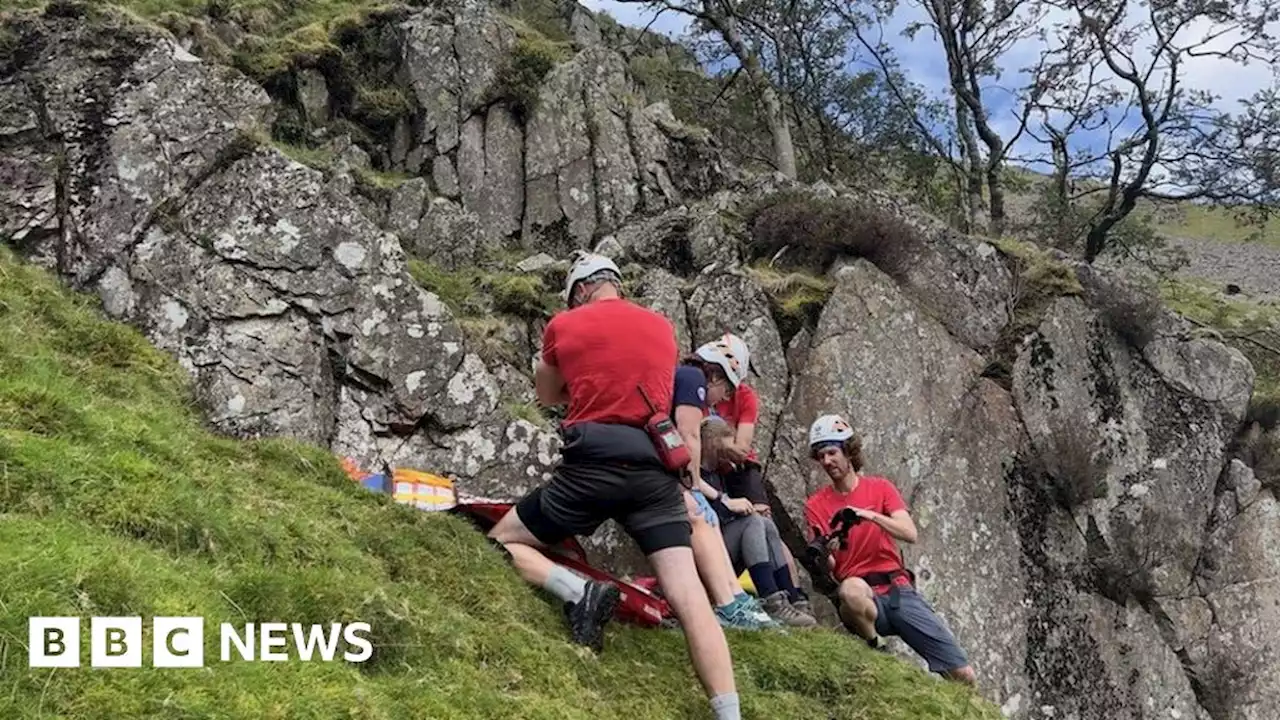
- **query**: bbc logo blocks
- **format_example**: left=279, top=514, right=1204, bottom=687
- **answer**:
left=29, top=617, right=204, bottom=668
left=28, top=617, right=371, bottom=667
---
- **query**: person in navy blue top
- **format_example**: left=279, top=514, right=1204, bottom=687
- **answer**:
left=672, top=360, right=777, bottom=630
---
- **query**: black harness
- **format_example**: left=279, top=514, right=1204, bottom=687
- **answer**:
left=800, top=509, right=916, bottom=608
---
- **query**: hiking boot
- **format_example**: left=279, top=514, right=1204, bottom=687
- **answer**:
left=789, top=597, right=817, bottom=624
left=761, top=590, right=817, bottom=628
left=564, top=580, right=621, bottom=652
left=867, top=634, right=891, bottom=653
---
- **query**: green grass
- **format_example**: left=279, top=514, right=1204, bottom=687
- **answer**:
left=1153, top=204, right=1280, bottom=247
left=992, top=237, right=1083, bottom=297
left=407, top=258, right=558, bottom=322
left=1160, top=278, right=1280, bottom=405
left=745, top=263, right=834, bottom=344
left=0, top=248, right=1001, bottom=718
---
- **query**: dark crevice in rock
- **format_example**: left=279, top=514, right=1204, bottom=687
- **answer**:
left=1006, top=452, right=1129, bottom=717
left=621, top=103, right=647, bottom=213
left=88, top=132, right=260, bottom=294
left=19, top=81, right=66, bottom=260
left=518, top=108, right=529, bottom=245
left=1142, top=593, right=1221, bottom=720
left=1190, top=460, right=1238, bottom=588
left=449, top=18, right=464, bottom=159
left=581, top=74, right=602, bottom=243
left=1085, top=321, right=1126, bottom=426
left=322, top=344, right=349, bottom=448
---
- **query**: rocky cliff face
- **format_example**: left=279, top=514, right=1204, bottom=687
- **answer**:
left=3, top=4, right=1278, bottom=720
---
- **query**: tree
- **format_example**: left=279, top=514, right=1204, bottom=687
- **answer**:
left=1023, top=0, right=1280, bottom=261
left=832, top=0, right=1046, bottom=236
left=618, top=0, right=800, bottom=179
left=686, top=0, right=935, bottom=184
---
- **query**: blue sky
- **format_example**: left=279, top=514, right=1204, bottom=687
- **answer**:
left=580, top=0, right=1279, bottom=189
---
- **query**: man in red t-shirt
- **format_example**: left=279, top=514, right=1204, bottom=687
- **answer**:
left=803, top=414, right=976, bottom=686
left=487, top=251, right=741, bottom=720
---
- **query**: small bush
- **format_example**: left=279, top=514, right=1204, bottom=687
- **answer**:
left=1044, top=422, right=1109, bottom=509
left=745, top=190, right=921, bottom=277
left=1090, top=278, right=1162, bottom=349
left=492, top=28, right=572, bottom=122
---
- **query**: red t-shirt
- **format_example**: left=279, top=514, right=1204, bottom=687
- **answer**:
left=711, top=383, right=760, bottom=463
left=541, top=298, right=677, bottom=427
left=803, top=477, right=910, bottom=594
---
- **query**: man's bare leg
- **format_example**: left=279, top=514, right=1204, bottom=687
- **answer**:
left=489, top=507, right=619, bottom=651
left=650, top=544, right=740, bottom=720
left=488, top=505, right=556, bottom=584
left=836, top=577, right=880, bottom=642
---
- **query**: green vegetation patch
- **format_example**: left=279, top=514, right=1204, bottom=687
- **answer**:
left=1160, top=279, right=1280, bottom=407
left=746, top=262, right=834, bottom=346
left=983, top=238, right=1084, bottom=386
left=408, top=258, right=559, bottom=322
left=0, top=244, right=1000, bottom=720
left=491, top=20, right=574, bottom=122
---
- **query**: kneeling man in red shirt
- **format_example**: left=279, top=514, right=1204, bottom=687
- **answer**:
left=803, top=414, right=976, bottom=686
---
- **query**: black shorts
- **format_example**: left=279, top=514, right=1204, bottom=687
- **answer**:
left=515, top=460, right=692, bottom=556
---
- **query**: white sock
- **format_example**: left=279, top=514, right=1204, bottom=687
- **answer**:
left=710, top=693, right=740, bottom=720
left=543, top=565, right=587, bottom=604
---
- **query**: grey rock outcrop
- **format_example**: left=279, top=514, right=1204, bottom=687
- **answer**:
left=1013, top=295, right=1250, bottom=597
left=0, top=6, right=549, bottom=482
left=523, top=45, right=724, bottom=252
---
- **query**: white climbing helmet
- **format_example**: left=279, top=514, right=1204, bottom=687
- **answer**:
left=694, top=335, right=748, bottom=388
left=563, top=250, right=622, bottom=306
left=809, top=414, right=855, bottom=448
left=721, top=333, right=751, bottom=378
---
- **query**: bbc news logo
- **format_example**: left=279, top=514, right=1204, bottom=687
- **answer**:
left=28, top=617, right=373, bottom=668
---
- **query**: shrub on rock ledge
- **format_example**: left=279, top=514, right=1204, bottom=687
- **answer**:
left=744, top=189, right=921, bottom=277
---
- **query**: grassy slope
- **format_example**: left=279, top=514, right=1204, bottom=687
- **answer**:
left=0, top=250, right=1002, bottom=719
left=1160, top=278, right=1280, bottom=405
left=1002, top=165, right=1280, bottom=248
left=1153, top=204, right=1280, bottom=248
